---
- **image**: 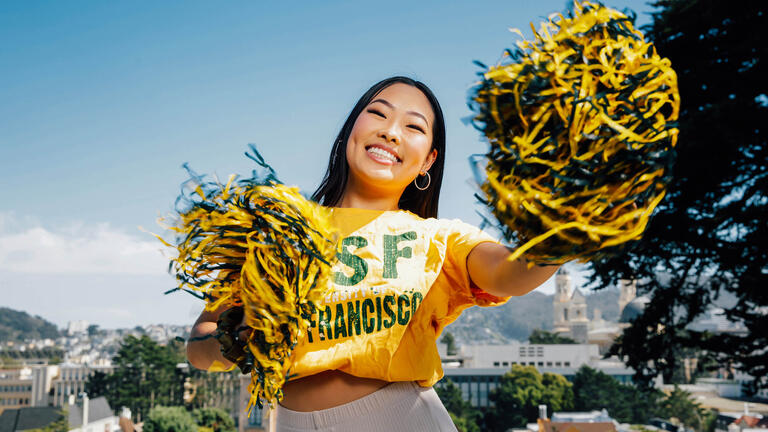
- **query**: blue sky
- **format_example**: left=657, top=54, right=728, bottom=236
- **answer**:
left=0, top=0, right=655, bottom=328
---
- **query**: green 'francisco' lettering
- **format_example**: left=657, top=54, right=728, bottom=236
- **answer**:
left=382, top=295, right=396, bottom=328
left=382, top=232, right=416, bottom=279
left=334, top=303, right=347, bottom=339
left=347, top=300, right=361, bottom=336
left=362, top=298, right=375, bottom=333
left=333, top=236, right=368, bottom=286
left=376, top=297, right=383, bottom=331
left=307, top=316, right=316, bottom=343
left=411, top=292, right=423, bottom=318
left=318, top=306, right=333, bottom=340
left=397, top=294, right=411, bottom=325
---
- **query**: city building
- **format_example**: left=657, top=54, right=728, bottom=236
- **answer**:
left=67, top=395, right=118, bottom=432
left=51, top=364, right=114, bottom=408
left=551, top=269, right=639, bottom=349
left=437, top=342, right=633, bottom=408
left=0, top=406, right=66, bottom=432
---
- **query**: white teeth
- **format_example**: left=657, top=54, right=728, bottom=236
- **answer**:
left=367, top=147, right=398, bottom=162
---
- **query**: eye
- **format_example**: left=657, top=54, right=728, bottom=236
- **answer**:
left=367, top=109, right=386, bottom=118
left=407, top=124, right=426, bottom=134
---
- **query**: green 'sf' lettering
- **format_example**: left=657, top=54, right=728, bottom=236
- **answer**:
left=382, top=295, right=396, bottom=328
left=382, top=231, right=416, bottom=279
left=362, top=298, right=375, bottom=333
left=333, top=236, right=369, bottom=286
left=397, top=294, right=411, bottom=325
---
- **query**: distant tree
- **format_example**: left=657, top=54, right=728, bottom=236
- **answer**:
left=144, top=406, right=197, bottom=432
left=541, top=372, right=574, bottom=412
left=572, top=366, right=660, bottom=424
left=441, top=332, right=459, bottom=355
left=587, top=0, right=768, bottom=391
left=86, top=335, right=186, bottom=421
left=192, top=407, right=236, bottom=432
left=436, top=378, right=481, bottom=432
left=486, top=365, right=573, bottom=431
left=657, top=386, right=714, bottom=432
left=87, top=324, right=100, bottom=337
left=528, top=329, right=576, bottom=344
left=0, top=307, right=60, bottom=342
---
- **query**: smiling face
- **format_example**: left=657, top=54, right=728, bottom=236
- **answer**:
left=344, top=83, right=438, bottom=200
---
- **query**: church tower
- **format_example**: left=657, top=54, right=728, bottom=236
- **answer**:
left=618, top=279, right=637, bottom=313
left=553, top=268, right=572, bottom=332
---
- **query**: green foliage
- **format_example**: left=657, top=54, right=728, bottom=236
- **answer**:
left=528, top=329, right=576, bottom=344
left=87, top=324, right=100, bottom=337
left=441, top=332, right=459, bottom=355
left=0, top=307, right=60, bottom=342
left=436, top=378, right=482, bottom=431
left=572, top=366, right=660, bottom=424
left=144, top=406, right=197, bottom=432
left=0, top=347, right=65, bottom=361
left=192, top=408, right=236, bottom=432
left=657, top=386, right=713, bottom=431
left=486, top=365, right=573, bottom=430
left=588, top=0, right=768, bottom=390
left=85, top=335, right=186, bottom=421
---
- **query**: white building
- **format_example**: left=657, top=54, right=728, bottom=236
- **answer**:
left=438, top=343, right=634, bottom=408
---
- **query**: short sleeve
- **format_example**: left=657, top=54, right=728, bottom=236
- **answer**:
left=434, top=219, right=510, bottom=315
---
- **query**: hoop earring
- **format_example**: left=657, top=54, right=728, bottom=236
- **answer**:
left=414, top=172, right=431, bottom=191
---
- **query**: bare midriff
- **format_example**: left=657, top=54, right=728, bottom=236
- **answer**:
left=280, top=370, right=391, bottom=412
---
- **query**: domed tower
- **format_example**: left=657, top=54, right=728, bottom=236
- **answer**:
left=553, top=268, right=572, bottom=332
left=569, top=288, right=589, bottom=343
left=619, top=279, right=637, bottom=314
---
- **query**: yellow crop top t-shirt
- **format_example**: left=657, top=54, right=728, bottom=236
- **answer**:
left=289, top=207, right=510, bottom=387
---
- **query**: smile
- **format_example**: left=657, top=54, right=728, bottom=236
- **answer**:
left=365, top=145, right=401, bottom=164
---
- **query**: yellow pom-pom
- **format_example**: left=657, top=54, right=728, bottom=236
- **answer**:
left=470, top=1, right=680, bottom=263
left=161, top=147, right=338, bottom=409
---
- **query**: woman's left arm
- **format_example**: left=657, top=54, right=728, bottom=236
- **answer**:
left=467, top=242, right=560, bottom=297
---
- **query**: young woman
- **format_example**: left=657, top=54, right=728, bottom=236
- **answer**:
left=187, top=76, right=559, bottom=431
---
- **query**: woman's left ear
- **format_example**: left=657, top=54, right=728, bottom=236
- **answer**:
left=421, top=149, right=438, bottom=174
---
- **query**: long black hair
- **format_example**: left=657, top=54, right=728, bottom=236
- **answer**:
left=311, top=76, right=446, bottom=219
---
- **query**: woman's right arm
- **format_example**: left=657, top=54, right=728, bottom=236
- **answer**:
left=187, top=305, right=236, bottom=372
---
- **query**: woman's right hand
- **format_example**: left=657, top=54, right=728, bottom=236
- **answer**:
left=187, top=304, right=251, bottom=373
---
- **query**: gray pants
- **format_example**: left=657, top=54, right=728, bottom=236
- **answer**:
left=275, top=381, right=458, bottom=431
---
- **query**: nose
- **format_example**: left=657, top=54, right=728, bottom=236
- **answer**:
left=378, top=121, right=402, bottom=145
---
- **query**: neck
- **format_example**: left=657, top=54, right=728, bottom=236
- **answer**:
left=338, top=179, right=401, bottom=211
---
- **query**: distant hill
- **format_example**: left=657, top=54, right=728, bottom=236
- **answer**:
left=0, top=307, right=60, bottom=342
left=445, top=287, right=621, bottom=344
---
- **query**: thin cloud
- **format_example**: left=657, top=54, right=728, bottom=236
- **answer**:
left=0, top=214, right=169, bottom=275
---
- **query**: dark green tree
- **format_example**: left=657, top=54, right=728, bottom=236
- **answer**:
left=486, top=365, right=573, bottom=431
left=657, top=386, right=715, bottom=432
left=528, top=329, right=576, bottom=344
left=87, top=324, right=100, bottom=337
left=436, top=378, right=481, bottom=432
left=143, top=406, right=197, bottom=432
left=587, top=0, right=768, bottom=391
left=85, top=335, right=186, bottom=421
left=572, top=366, right=660, bottom=424
left=440, top=332, right=459, bottom=355
left=192, top=407, right=236, bottom=432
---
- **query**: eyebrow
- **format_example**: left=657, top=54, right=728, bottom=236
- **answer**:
left=370, top=98, right=430, bottom=127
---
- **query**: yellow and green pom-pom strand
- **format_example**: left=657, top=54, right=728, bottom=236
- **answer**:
left=470, top=1, right=680, bottom=264
left=159, top=146, right=338, bottom=410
